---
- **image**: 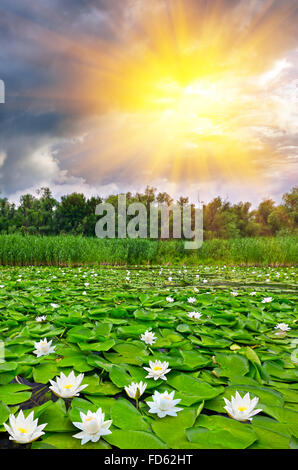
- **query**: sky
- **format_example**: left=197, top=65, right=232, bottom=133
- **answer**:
left=0, top=0, right=297, bottom=206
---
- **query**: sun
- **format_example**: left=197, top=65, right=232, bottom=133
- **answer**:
left=27, top=0, right=293, bottom=187
left=150, top=78, right=233, bottom=138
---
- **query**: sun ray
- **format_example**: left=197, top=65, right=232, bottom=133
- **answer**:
left=5, top=0, right=297, bottom=189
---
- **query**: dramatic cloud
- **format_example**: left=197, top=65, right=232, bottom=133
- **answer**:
left=0, top=0, right=297, bottom=205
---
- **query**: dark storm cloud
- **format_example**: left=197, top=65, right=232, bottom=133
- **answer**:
left=0, top=0, right=113, bottom=197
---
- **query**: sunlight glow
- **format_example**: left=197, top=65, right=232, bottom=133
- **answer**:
left=25, top=0, right=297, bottom=187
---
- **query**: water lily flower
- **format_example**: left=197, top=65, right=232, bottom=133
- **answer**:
left=166, top=296, right=174, bottom=303
left=275, top=323, right=291, bottom=332
left=140, top=330, right=157, bottom=345
left=187, top=311, right=202, bottom=320
left=73, top=409, right=112, bottom=445
left=249, top=292, right=257, bottom=296
left=168, top=277, right=172, bottom=282
left=231, top=291, right=238, bottom=297
left=187, top=297, right=196, bottom=304
left=223, top=391, right=262, bottom=422
left=33, top=338, right=56, bottom=357
left=202, top=279, right=208, bottom=283
left=4, top=410, right=47, bottom=444
left=35, top=315, right=47, bottom=322
left=144, top=360, right=171, bottom=381
left=124, top=381, right=147, bottom=399
left=261, top=297, right=273, bottom=303
left=147, top=390, right=182, bottom=418
left=193, top=287, right=199, bottom=293
left=49, top=371, right=88, bottom=398
left=50, top=303, right=59, bottom=308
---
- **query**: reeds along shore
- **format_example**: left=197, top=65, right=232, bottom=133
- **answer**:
left=0, top=235, right=296, bottom=266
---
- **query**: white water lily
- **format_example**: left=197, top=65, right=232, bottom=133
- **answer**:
left=49, top=371, right=88, bottom=398
left=166, top=296, right=174, bottom=303
left=144, top=360, right=171, bottom=381
left=249, top=292, right=257, bottom=296
left=187, top=297, right=196, bottom=304
left=168, top=277, right=173, bottom=282
left=124, top=381, right=147, bottom=399
left=73, top=409, right=112, bottom=445
left=231, top=291, right=238, bottom=297
left=50, top=303, right=59, bottom=308
left=187, top=311, right=202, bottom=320
left=261, top=297, right=273, bottom=303
left=223, top=391, right=262, bottom=422
left=140, top=330, right=157, bottom=345
left=4, top=410, right=47, bottom=444
left=147, top=390, right=182, bottom=418
left=35, top=315, right=47, bottom=322
left=33, top=338, right=56, bottom=357
left=275, top=323, right=291, bottom=332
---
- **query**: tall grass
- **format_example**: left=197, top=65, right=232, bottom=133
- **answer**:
left=0, top=234, right=296, bottom=266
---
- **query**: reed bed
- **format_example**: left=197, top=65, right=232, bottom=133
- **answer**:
left=0, top=235, right=296, bottom=266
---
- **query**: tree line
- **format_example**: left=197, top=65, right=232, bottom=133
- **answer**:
left=0, top=186, right=297, bottom=239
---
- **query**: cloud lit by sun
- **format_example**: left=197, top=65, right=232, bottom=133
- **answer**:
left=2, top=0, right=298, bottom=201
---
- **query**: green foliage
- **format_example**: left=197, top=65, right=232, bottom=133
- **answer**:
left=0, top=234, right=297, bottom=266
left=0, top=186, right=297, bottom=239
left=0, top=265, right=297, bottom=449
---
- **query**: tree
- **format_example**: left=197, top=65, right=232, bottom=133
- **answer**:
left=177, top=196, right=189, bottom=206
left=84, top=196, right=103, bottom=236
left=156, top=192, right=173, bottom=206
left=36, top=187, right=57, bottom=235
left=55, top=193, right=88, bottom=234
left=16, top=194, right=40, bottom=234
left=0, top=186, right=296, bottom=239
left=255, top=199, right=275, bottom=236
left=268, top=206, right=292, bottom=234
left=282, top=186, right=298, bottom=226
